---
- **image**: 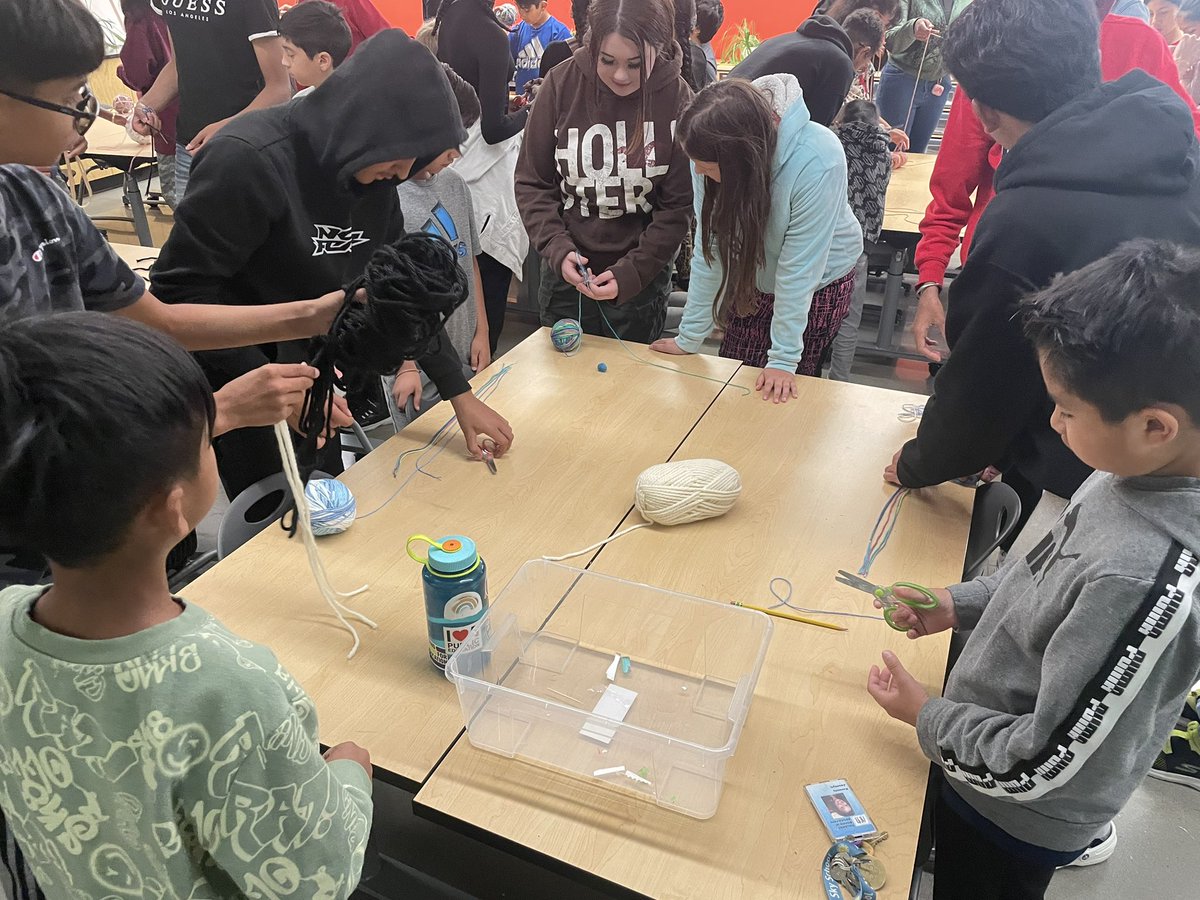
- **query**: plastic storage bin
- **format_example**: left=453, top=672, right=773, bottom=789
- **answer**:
left=445, top=561, right=773, bottom=818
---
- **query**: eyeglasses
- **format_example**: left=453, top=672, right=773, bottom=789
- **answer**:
left=0, top=83, right=99, bottom=136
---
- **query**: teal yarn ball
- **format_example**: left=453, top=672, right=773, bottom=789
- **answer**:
left=305, top=479, right=357, bottom=536
left=551, top=318, right=583, bottom=354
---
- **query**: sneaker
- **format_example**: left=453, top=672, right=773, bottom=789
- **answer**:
left=1149, top=721, right=1200, bottom=791
left=1061, top=822, right=1117, bottom=868
left=1182, top=687, right=1199, bottom=725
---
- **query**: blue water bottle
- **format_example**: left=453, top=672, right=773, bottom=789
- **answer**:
left=406, top=534, right=489, bottom=670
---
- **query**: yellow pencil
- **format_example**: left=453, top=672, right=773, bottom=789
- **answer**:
left=731, top=602, right=847, bottom=631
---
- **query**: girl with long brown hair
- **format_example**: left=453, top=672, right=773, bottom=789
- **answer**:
left=651, top=76, right=863, bottom=401
left=516, top=0, right=693, bottom=342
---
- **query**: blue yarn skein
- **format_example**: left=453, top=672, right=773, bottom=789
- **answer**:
left=551, top=318, right=582, bottom=354
left=305, top=479, right=357, bottom=536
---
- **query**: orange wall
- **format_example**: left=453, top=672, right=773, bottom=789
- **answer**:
left=362, top=0, right=816, bottom=60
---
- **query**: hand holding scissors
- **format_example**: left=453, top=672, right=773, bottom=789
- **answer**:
left=836, top=571, right=955, bottom=636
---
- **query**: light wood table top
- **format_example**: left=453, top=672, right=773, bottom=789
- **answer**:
left=416, top=369, right=974, bottom=899
left=882, top=152, right=936, bottom=237
left=180, top=330, right=741, bottom=787
left=110, top=242, right=160, bottom=270
left=82, top=116, right=154, bottom=160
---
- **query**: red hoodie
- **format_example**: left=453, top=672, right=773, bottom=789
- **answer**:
left=324, top=0, right=390, bottom=54
left=915, top=14, right=1200, bottom=286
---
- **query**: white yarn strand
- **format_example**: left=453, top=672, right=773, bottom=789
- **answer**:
left=542, top=460, right=741, bottom=560
left=272, top=422, right=377, bottom=659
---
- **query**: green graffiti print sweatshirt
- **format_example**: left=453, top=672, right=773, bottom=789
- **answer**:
left=0, top=586, right=372, bottom=899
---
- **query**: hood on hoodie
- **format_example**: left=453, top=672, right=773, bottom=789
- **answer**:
left=997, top=71, right=1198, bottom=197
left=295, top=30, right=468, bottom=189
left=572, top=39, right=685, bottom=99
left=795, top=15, right=853, bottom=60
left=769, top=76, right=815, bottom=176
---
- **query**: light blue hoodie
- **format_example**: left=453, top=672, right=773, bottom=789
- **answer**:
left=675, top=86, right=863, bottom=373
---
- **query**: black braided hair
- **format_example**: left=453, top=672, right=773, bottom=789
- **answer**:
left=572, top=0, right=593, bottom=40
left=674, top=0, right=696, bottom=90
left=284, top=233, right=468, bottom=532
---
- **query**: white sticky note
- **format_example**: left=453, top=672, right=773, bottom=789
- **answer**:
left=580, top=684, right=638, bottom=745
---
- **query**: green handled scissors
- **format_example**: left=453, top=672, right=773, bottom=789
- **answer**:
left=835, top=570, right=940, bottom=632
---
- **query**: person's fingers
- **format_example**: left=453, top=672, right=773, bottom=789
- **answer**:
left=881, top=650, right=910, bottom=679
left=275, top=363, right=321, bottom=382
left=489, top=418, right=514, bottom=453
left=591, top=270, right=615, bottom=286
left=462, top=424, right=482, bottom=458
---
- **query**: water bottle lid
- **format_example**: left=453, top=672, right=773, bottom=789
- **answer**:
left=427, top=535, right=478, bottom=574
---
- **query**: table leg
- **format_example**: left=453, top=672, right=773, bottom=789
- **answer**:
left=124, top=169, right=154, bottom=247
left=876, top=248, right=907, bottom=351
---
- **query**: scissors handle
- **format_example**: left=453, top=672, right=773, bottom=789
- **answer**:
left=880, top=582, right=940, bottom=632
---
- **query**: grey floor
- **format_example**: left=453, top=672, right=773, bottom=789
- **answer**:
left=77, top=185, right=1200, bottom=900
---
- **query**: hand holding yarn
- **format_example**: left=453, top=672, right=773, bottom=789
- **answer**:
left=293, top=232, right=468, bottom=478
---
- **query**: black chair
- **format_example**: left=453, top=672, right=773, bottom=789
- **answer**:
left=961, top=481, right=1022, bottom=581
left=216, top=470, right=333, bottom=560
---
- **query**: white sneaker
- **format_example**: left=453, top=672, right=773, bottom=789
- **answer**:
left=1061, top=822, right=1117, bottom=868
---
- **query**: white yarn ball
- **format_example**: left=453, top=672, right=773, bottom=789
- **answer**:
left=634, top=459, right=742, bottom=526
left=305, top=479, right=357, bottom=536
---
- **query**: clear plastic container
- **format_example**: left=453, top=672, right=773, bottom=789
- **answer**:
left=445, top=561, right=773, bottom=818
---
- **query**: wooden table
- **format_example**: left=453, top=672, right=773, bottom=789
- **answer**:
left=180, top=331, right=741, bottom=788
left=82, top=117, right=158, bottom=246
left=109, top=241, right=159, bottom=274
left=416, top=370, right=973, bottom=899
left=872, top=152, right=938, bottom=361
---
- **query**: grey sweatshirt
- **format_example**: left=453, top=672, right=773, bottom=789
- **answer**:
left=917, top=472, right=1200, bottom=852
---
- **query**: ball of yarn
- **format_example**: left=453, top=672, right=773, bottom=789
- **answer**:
left=551, top=318, right=582, bottom=354
left=634, top=459, right=741, bottom=526
left=495, top=2, right=518, bottom=28
left=305, top=479, right=357, bottom=536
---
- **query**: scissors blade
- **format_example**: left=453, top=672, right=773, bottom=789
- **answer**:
left=835, top=570, right=881, bottom=594
left=482, top=450, right=497, bottom=475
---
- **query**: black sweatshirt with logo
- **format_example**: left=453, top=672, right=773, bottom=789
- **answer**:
left=152, top=30, right=470, bottom=397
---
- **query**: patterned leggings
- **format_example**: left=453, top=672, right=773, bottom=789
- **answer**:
left=718, top=269, right=858, bottom=375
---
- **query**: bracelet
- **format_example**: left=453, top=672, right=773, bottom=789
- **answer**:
left=915, top=282, right=941, bottom=297
left=136, top=102, right=155, bottom=116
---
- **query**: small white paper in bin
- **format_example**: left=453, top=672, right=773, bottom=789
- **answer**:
left=593, top=766, right=625, bottom=777
left=580, top=684, right=637, bottom=745
left=605, top=653, right=620, bottom=681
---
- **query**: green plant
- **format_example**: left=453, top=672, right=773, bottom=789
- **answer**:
left=721, top=20, right=761, bottom=67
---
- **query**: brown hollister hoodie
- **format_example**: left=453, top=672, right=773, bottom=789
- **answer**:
left=516, top=43, right=694, bottom=300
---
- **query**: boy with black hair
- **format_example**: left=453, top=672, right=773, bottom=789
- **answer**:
left=0, top=312, right=374, bottom=898
left=150, top=30, right=513, bottom=501
left=886, top=0, right=1200, bottom=539
left=869, top=239, right=1200, bottom=898
left=694, top=0, right=724, bottom=83
left=389, top=65, right=491, bottom=428
left=280, top=0, right=353, bottom=93
left=510, top=0, right=571, bottom=94
left=0, top=0, right=350, bottom=450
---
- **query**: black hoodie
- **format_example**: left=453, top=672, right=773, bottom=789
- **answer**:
left=728, top=16, right=855, bottom=126
left=152, top=30, right=469, bottom=401
left=898, top=72, right=1200, bottom=497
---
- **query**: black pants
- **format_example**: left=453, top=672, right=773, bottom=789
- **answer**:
left=477, top=251, right=513, bottom=356
left=538, top=261, right=671, bottom=344
left=934, top=794, right=1057, bottom=900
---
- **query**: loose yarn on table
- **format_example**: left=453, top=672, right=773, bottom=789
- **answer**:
left=543, top=459, right=742, bottom=561
left=859, top=487, right=910, bottom=576
left=305, top=478, right=357, bottom=535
